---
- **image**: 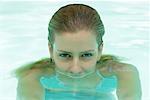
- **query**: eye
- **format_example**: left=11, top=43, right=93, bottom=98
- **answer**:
left=82, top=53, right=93, bottom=57
left=58, top=53, right=93, bottom=59
left=59, top=54, right=71, bottom=58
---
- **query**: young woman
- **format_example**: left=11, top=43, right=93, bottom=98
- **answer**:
left=14, top=4, right=142, bottom=100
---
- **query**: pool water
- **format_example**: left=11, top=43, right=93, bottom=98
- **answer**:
left=40, top=70, right=117, bottom=100
left=0, top=0, right=149, bottom=100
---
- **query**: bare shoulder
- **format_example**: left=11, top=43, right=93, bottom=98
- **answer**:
left=16, top=69, right=43, bottom=99
left=16, top=66, right=55, bottom=99
left=114, top=62, right=142, bottom=99
left=98, top=61, right=142, bottom=99
left=112, top=61, right=139, bottom=76
left=98, top=60, right=139, bottom=77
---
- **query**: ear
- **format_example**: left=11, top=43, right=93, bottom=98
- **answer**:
left=48, top=42, right=53, bottom=58
left=97, top=42, right=103, bottom=61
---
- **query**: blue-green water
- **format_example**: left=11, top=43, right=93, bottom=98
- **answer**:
left=0, top=0, right=149, bottom=100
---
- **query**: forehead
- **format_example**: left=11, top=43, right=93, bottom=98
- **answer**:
left=53, top=30, right=98, bottom=52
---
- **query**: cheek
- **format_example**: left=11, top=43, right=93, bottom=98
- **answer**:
left=54, top=62, right=67, bottom=70
left=55, top=61, right=96, bottom=70
left=82, top=61, right=97, bottom=69
left=54, top=59, right=71, bottom=71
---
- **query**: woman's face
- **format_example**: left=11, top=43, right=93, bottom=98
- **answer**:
left=49, top=30, right=103, bottom=78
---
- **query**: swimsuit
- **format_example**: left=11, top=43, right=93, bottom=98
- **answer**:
left=40, top=70, right=118, bottom=100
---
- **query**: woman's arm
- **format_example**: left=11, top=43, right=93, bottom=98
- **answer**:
left=16, top=67, right=54, bottom=100
left=16, top=69, right=45, bottom=100
left=114, top=63, right=142, bottom=100
left=14, top=58, right=55, bottom=99
left=99, top=61, right=142, bottom=100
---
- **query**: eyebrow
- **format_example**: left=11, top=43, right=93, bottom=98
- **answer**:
left=57, top=50, right=95, bottom=53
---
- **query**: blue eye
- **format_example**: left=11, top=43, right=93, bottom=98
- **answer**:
left=59, top=54, right=71, bottom=58
left=59, top=53, right=93, bottom=58
left=82, top=53, right=93, bottom=57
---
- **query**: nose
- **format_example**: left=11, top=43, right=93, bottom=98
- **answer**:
left=69, top=58, right=82, bottom=74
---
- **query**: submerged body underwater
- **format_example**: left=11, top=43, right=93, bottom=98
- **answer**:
left=40, top=70, right=117, bottom=100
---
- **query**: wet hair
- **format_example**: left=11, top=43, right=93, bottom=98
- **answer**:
left=48, top=4, right=104, bottom=49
